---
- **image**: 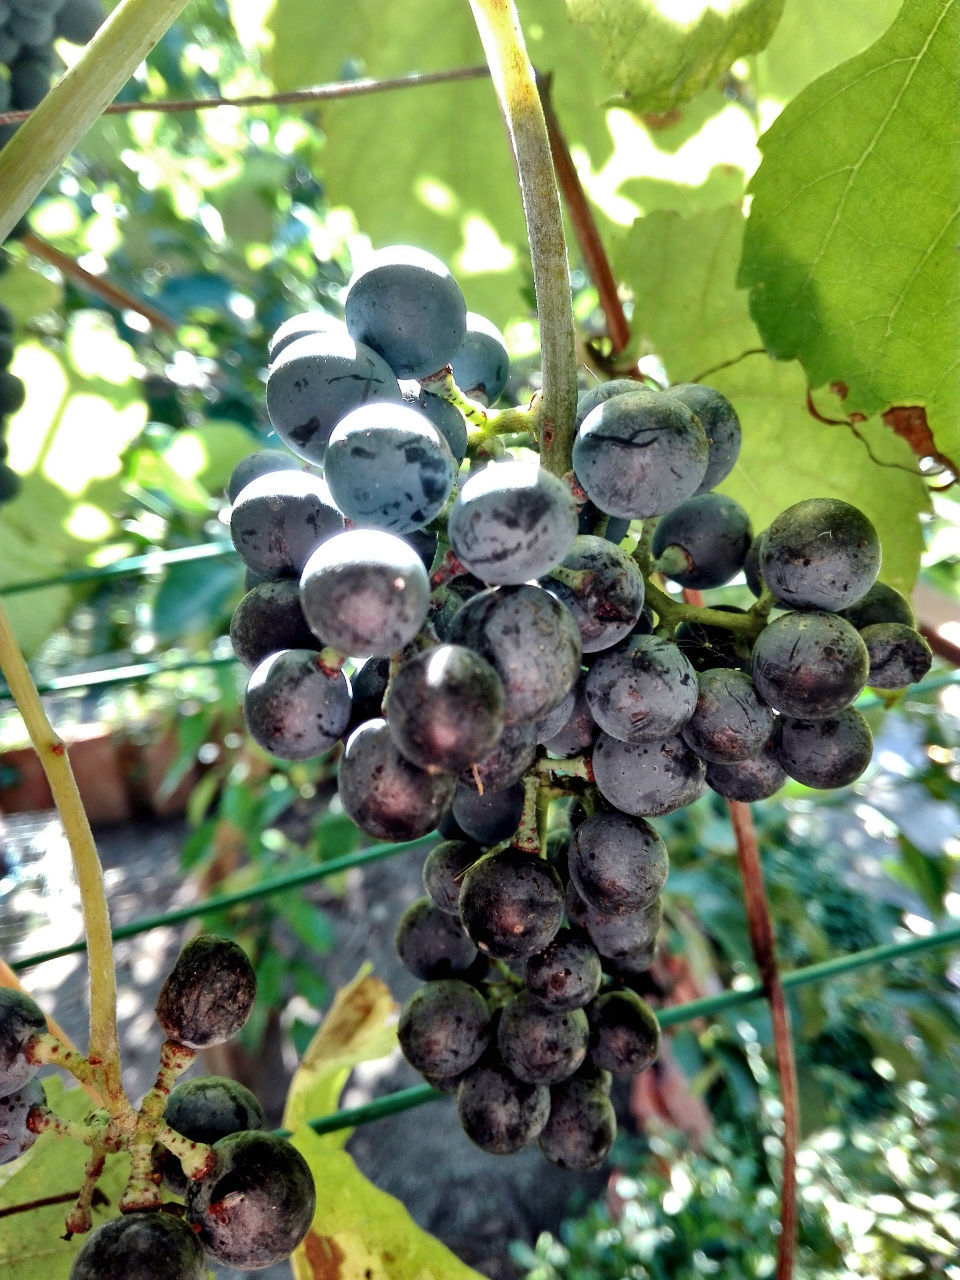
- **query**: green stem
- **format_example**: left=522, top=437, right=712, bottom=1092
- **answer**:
left=0, top=0, right=192, bottom=243
left=467, top=0, right=577, bottom=476
left=643, top=577, right=765, bottom=639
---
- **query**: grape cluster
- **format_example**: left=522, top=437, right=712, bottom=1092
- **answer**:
left=224, top=244, right=933, bottom=1170
left=0, top=281, right=24, bottom=503
left=0, top=987, right=47, bottom=1165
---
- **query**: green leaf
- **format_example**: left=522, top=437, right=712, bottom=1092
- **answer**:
left=739, top=0, right=960, bottom=466
left=615, top=205, right=929, bottom=592
left=151, top=555, right=242, bottom=644
left=565, top=0, right=785, bottom=112
left=884, top=837, right=949, bottom=920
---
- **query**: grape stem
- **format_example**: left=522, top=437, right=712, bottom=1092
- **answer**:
left=467, top=0, right=578, bottom=477
left=642, top=578, right=767, bottom=639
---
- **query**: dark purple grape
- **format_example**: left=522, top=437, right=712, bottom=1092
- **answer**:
left=395, top=897, right=478, bottom=979
left=838, top=581, right=916, bottom=629
left=664, top=382, right=742, bottom=494
left=385, top=644, right=505, bottom=773
left=524, top=930, right=602, bottom=1012
left=0, top=1077, right=44, bottom=1166
left=751, top=610, right=869, bottom=718
left=429, top=573, right=488, bottom=641
left=577, top=499, right=631, bottom=545
left=230, top=470, right=343, bottom=578
left=536, top=684, right=578, bottom=744
left=347, top=655, right=390, bottom=729
left=401, top=382, right=468, bottom=462
left=397, top=979, right=491, bottom=1078
left=68, top=1211, right=207, bottom=1280
left=704, top=733, right=786, bottom=802
left=541, top=673, right=598, bottom=757
left=497, top=991, right=589, bottom=1084
left=156, top=1076, right=266, bottom=1194
left=569, top=811, right=668, bottom=912
left=459, top=721, right=537, bottom=793
left=680, top=668, right=776, bottom=764
left=588, top=990, right=660, bottom=1076
left=243, top=649, right=351, bottom=760
left=860, top=623, right=932, bottom=688
left=268, top=310, right=345, bottom=363
left=585, top=635, right=698, bottom=744
left=743, top=530, right=766, bottom=596
left=592, top=732, right=706, bottom=816
left=452, top=780, right=525, bottom=844
left=185, top=1131, right=315, bottom=1269
left=0, top=988, right=45, bottom=1095
left=544, top=535, right=645, bottom=652
left=459, top=849, right=564, bottom=960
left=775, top=708, right=873, bottom=789
left=456, top=1058, right=550, bottom=1154
left=226, top=449, right=304, bottom=503
left=539, top=1077, right=617, bottom=1170
left=651, top=493, right=752, bottom=589
left=573, top=387, right=708, bottom=519
left=451, top=311, right=510, bottom=404
left=675, top=606, right=751, bottom=672
left=760, top=498, right=881, bottom=611
left=422, top=839, right=483, bottom=915
left=575, top=378, right=640, bottom=427
left=448, top=459, right=578, bottom=586
left=566, top=888, right=663, bottom=961
left=155, top=935, right=257, bottom=1050
left=338, top=719, right=456, bottom=842
left=231, top=579, right=320, bottom=669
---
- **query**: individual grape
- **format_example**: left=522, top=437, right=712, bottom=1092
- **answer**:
left=229, top=470, right=343, bottom=578
left=452, top=780, right=525, bottom=845
left=230, top=579, right=319, bottom=669
left=0, top=465, right=21, bottom=503
left=566, top=888, right=663, bottom=961
left=675, top=606, right=751, bottom=672
left=588, top=990, right=660, bottom=1076
left=68, top=1210, right=207, bottom=1280
left=429, top=573, right=488, bottom=641
left=243, top=649, right=351, bottom=760
left=267, top=309, right=344, bottom=363
left=407, top=524, right=440, bottom=570
left=577, top=499, right=631, bottom=545
left=155, top=935, right=257, bottom=1050
left=299, top=529, right=430, bottom=658
left=760, top=498, right=881, bottom=611
left=775, top=708, right=873, bottom=789
left=860, top=622, right=932, bottom=688
left=226, top=448, right=304, bottom=503
left=540, top=673, right=598, bottom=757
left=585, top=634, right=698, bottom=744
left=447, top=458, right=578, bottom=585
left=651, top=492, right=752, bottom=589
left=450, top=311, right=510, bottom=404
left=156, top=1076, right=266, bottom=1194
left=347, top=655, right=390, bottom=728
left=398, top=980, right=492, bottom=1078
left=569, top=811, right=668, bottom=913
left=743, top=530, right=766, bottom=596
left=497, top=991, right=589, bottom=1084
left=0, top=368, right=26, bottom=415
left=265, top=329, right=401, bottom=463
left=338, top=719, right=456, bottom=841
left=538, top=1077, right=617, bottom=1170
left=185, top=1130, right=315, bottom=1269
left=751, top=610, right=869, bottom=718
left=459, top=849, right=564, bottom=960
left=456, top=1058, right=550, bottom=1154
left=592, top=732, right=706, bottom=817
left=573, top=387, right=708, bottom=519
left=460, top=721, right=537, bottom=793
left=9, top=56, right=51, bottom=110
left=324, top=401, right=456, bottom=533
left=422, top=839, right=483, bottom=915
left=574, top=377, right=639, bottom=427
left=838, top=580, right=916, bottom=630
left=524, top=929, right=602, bottom=1012
left=664, top=382, right=742, bottom=494
left=56, top=0, right=107, bottom=44
left=704, top=733, right=787, bottom=802
left=395, top=897, right=478, bottom=980
left=447, top=584, right=582, bottom=725
left=680, top=667, right=776, bottom=764
left=0, top=1077, right=44, bottom=1166
left=384, top=644, right=505, bottom=774
left=544, top=535, right=645, bottom=652
left=0, top=989, right=45, bottom=1096
left=535, top=684, right=577, bottom=744
left=344, top=245, right=467, bottom=379
left=401, top=381, right=469, bottom=462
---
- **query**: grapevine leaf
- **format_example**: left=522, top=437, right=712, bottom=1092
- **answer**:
left=739, top=0, right=960, bottom=466
left=564, top=0, right=785, bottom=112
left=614, top=206, right=928, bottom=592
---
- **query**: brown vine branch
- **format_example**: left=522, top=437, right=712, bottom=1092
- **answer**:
left=727, top=799, right=798, bottom=1280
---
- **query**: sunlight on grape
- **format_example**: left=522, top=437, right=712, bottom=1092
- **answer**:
left=457, top=215, right=516, bottom=275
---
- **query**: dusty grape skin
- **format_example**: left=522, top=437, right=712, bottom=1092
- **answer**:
left=338, top=719, right=456, bottom=842
left=156, top=1076, right=265, bottom=1194
left=230, top=579, right=319, bottom=669
left=226, top=449, right=304, bottom=503
left=539, top=1078, right=617, bottom=1170
left=575, top=378, right=643, bottom=427
left=155, top=935, right=256, bottom=1050
left=459, top=849, right=565, bottom=960
left=536, top=684, right=577, bottom=743
left=775, top=708, right=873, bottom=789
left=457, top=1058, right=551, bottom=1154
left=0, top=1077, right=44, bottom=1165
left=585, top=634, right=698, bottom=744
left=541, top=673, right=598, bottom=757
left=394, top=897, right=478, bottom=980
left=401, top=382, right=469, bottom=462
left=860, top=623, right=932, bottom=689
left=705, top=734, right=787, bottom=802
left=544, top=535, right=645, bottom=652
left=651, top=492, right=752, bottom=589
left=423, top=839, right=483, bottom=915
left=680, top=667, right=776, bottom=764
left=497, top=991, right=589, bottom=1084
left=664, top=382, right=742, bottom=495
left=265, top=329, right=401, bottom=463
left=448, top=459, right=578, bottom=586
left=459, top=721, right=537, bottom=793
left=566, top=888, right=663, bottom=961
left=229, top=470, right=343, bottom=578
left=573, top=387, right=708, bottom=519
left=524, top=930, right=602, bottom=1012
left=838, top=581, right=916, bottom=629
left=398, top=980, right=491, bottom=1078
left=592, top=731, right=706, bottom=817
left=588, top=990, right=661, bottom=1077
left=447, top=584, right=582, bottom=725
left=452, top=780, right=525, bottom=844
left=68, top=1210, right=208, bottom=1280
left=450, top=311, right=510, bottom=403
left=751, top=610, right=869, bottom=719
left=299, top=529, right=431, bottom=658
left=243, top=650, right=352, bottom=761
left=185, top=1131, right=316, bottom=1269
left=759, top=498, right=881, bottom=612
left=268, top=310, right=345, bottom=363
left=569, top=811, right=668, bottom=913
left=0, top=989, right=46, bottom=1095
left=385, top=644, right=505, bottom=774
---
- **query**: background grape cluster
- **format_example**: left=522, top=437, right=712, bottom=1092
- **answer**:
left=0, top=0, right=104, bottom=145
